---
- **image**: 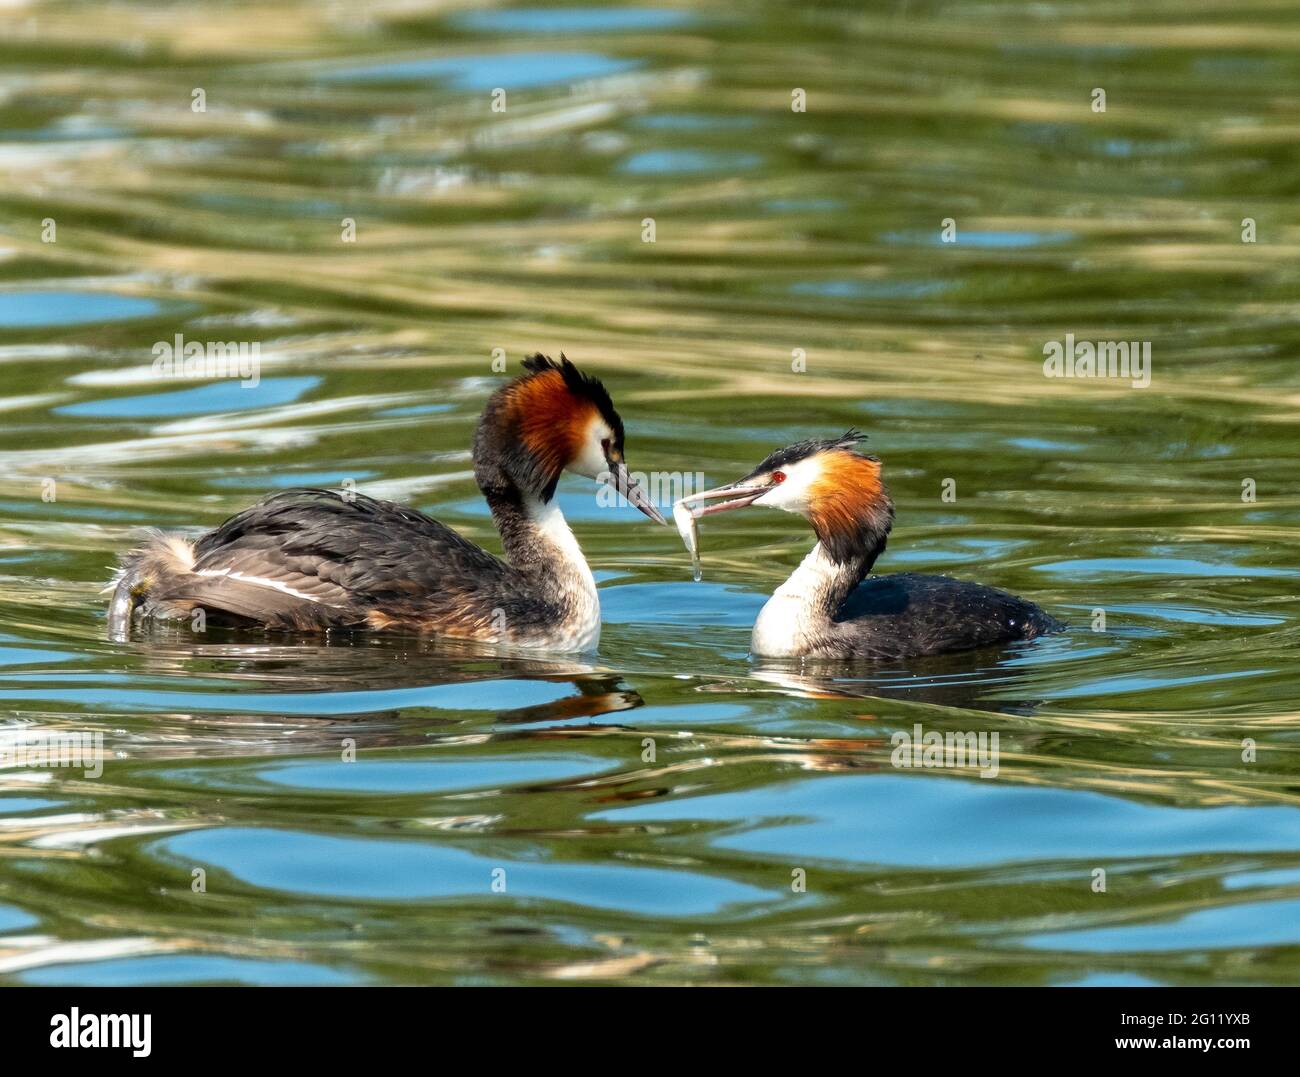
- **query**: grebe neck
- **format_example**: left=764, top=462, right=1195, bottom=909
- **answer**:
left=751, top=522, right=887, bottom=658
left=483, top=486, right=600, bottom=650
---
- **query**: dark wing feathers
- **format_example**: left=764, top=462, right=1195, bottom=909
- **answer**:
left=149, top=575, right=335, bottom=627
left=829, top=572, right=1064, bottom=659
left=164, top=488, right=516, bottom=630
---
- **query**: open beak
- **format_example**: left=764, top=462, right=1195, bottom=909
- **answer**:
left=678, top=481, right=768, bottom=519
left=605, top=461, right=668, bottom=525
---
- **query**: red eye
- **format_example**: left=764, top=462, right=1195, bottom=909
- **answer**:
left=772, top=471, right=786, bottom=484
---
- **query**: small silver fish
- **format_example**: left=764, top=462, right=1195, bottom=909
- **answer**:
left=672, top=499, right=702, bottom=582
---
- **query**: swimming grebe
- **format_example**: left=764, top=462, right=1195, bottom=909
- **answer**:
left=679, top=431, right=1064, bottom=660
left=107, top=354, right=666, bottom=650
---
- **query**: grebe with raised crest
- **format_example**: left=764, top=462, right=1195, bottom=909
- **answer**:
left=677, top=431, right=1064, bottom=660
left=106, top=354, right=666, bottom=650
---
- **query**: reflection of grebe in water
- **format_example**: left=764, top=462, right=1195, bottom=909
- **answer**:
left=116, top=634, right=646, bottom=757
left=106, top=355, right=665, bottom=648
left=679, top=432, right=1064, bottom=660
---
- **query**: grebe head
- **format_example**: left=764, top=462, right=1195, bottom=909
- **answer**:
left=685, top=430, right=893, bottom=562
left=475, top=353, right=667, bottom=524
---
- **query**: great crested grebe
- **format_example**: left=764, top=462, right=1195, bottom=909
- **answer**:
left=106, top=354, right=666, bottom=650
left=679, top=431, right=1064, bottom=660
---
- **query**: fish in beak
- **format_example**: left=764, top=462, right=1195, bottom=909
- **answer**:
left=672, top=480, right=769, bottom=579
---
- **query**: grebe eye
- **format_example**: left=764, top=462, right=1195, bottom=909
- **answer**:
left=772, top=470, right=786, bottom=484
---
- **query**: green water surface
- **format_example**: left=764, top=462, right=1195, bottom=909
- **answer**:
left=0, top=0, right=1299, bottom=985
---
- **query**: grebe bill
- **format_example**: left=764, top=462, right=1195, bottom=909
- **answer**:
left=106, top=354, right=667, bottom=651
left=681, top=431, right=1065, bottom=660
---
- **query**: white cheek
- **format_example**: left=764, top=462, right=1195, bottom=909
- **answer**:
left=754, top=458, right=817, bottom=512
left=756, top=483, right=801, bottom=511
left=569, top=418, right=612, bottom=479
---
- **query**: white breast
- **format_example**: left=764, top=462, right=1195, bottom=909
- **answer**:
left=531, top=498, right=601, bottom=653
left=750, top=542, right=840, bottom=658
